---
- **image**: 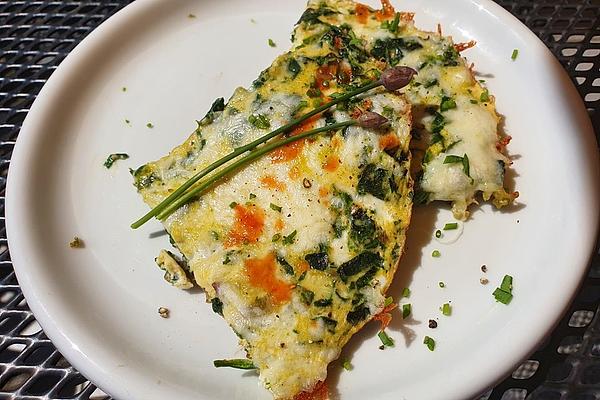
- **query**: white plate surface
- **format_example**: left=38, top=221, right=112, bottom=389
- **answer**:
left=6, top=0, right=599, bottom=399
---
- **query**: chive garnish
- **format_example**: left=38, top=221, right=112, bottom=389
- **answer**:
left=441, top=303, right=451, bottom=316
left=342, top=360, right=352, bottom=370
left=384, top=296, right=394, bottom=307
left=402, top=303, right=411, bottom=319
left=213, top=359, right=256, bottom=369
left=378, top=330, right=395, bottom=347
left=402, top=287, right=410, bottom=298
left=435, top=229, right=442, bottom=238
left=423, top=336, right=435, bottom=351
left=146, top=122, right=154, bottom=128
left=282, top=230, right=297, bottom=245
left=130, top=66, right=417, bottom=229
left=229, top=201, right=238, bottom=209
left=511, top=49, right=519, bottom=61
left=268, top=38, right=276, bottom=47
left=443, top=222, right=458, bottom=230
left=270, top=203, right=282, bottom=212
left=438, top=281, right=445, bottom=288
left=493, top=274, right=514, bottom=304
left=432, top=250, right=441, bottom=258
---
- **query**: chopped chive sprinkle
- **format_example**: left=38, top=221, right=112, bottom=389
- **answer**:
left=500, top=275, right=513, bottom=292
left=271, top=233, right=281, bottom=242
left=146, top=122, right=154, bottom=128
left=229, top=201, right=238, bottom=209
left=188, top=13, right=197, bottom=19
left=378, top=330, right=395, bottom=347
left=438, top=281, right=445, bottom=288
left=213, top=359, right=256, bottom=369
left=121, top=87, right=127, bottom=92
left=435, top=230, right=442, bottom=238
left=443, top=222, right=458, bottom=230
left=441, top=303, right=451, bottom=316
left=432, top=250, right=441, bottom=258
left=342, top=360, right=352, bottom=370
left=440, top=96, right=457, bottom=112
left=249, top=193, right=256, bottom=199
left=511, top=49, right=519, bottom=60
left=125, top=119, right=131, bottom=124
left=270, top=203, right=282, bottom=212
left=402, top=287, right=411, bottom=298
left=480, top=89, right=490, bottom=102
left=423, top=336, right=435, bottom=351
left=282, top=230, right=297, bottom=245
left=268, top=38, right=276, bottom=47
left=402, top=303, right=411, bottom=319
left=470, top=99, right=478, bottom=104
left=493, top=274, right=514, bottom=304
left=443, top=155, right=464, bottom=164
left=493, top=288, right=513, bottom=304
left=384, top=296, right=394, bottom=307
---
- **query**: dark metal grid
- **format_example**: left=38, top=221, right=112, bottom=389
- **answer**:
left=0, top=1, right=598, bottom=399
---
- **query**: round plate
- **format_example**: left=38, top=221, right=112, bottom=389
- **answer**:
left=6, top=0, right=599, bottom=399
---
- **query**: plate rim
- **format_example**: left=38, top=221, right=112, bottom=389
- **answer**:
left=5, top=0, right=600, bottom=399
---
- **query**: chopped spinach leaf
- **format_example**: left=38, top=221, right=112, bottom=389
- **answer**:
left=346, top=305, right=370, bottom=325
left=276, top=255, right=294, bottom=275
left=357, top=164, right=391, bottom=200
left=248, top=114, right=271, bottom=129
left=338, top=251, right=383, bottom=282
left=288, top=58, right=302, bottom=78
left=304, top=252, right=329, bottom=270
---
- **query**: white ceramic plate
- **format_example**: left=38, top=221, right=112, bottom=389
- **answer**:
left=6, top=0, right=599, bottom=399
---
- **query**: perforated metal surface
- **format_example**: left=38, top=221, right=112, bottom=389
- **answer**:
left=0, top=1, right=598, bottom=400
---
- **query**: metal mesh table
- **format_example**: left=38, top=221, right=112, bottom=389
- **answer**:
left=0, top=1, right=598, bottom=399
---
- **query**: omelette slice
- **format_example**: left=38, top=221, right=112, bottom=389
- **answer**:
left=133, top=5, right=414, bottom=399
left=294, top=0, right=517, bottom=219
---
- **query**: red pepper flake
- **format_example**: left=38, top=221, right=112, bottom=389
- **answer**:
left=294, top=380, right=329, bottom=400
left=375, top=0, right=395, bottom=21
left=373, top=302, right=397, bottom=330
left=245, top=253, right=293, bottom=305
left=225, top=204, right=265, bottom=247
left=355, top=3, right=370, bottom=24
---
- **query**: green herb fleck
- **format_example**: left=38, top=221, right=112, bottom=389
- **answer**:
left=270, top=203, right=282, bottom=212
left=440, top=96, right=457, bottom=112
left=342, top=360, right=352, bottom=371
left=268, top=38, right=276, bottom=47
left=276, top=255, right=294, bottom=275
left=470, top=99, right=478, bottom=104
left=402, top=287, right=410, bottom=298
left=441, top=303, right=452, bottom=316
left=402, top=303, right=411, bottom=319
left=443, top=155, right=464, bottom=164
left=493, top=274, right=514, bottom=304
left=432, top=250, right=441, bottom=258
left=423, top=336, right=435, bottom=351
left=121, top=87, right=127, bottom=92
left=229, top=201, right=238, bottom=209
left=384, top=296, right=394, bottom=307
left=439, top=281, right=445, bottom=288
left=146, top=122, right=154, bottom=129
left=188, top=13, right=197, bottom=19
left=378, top=330, right=395, bottom=347
left=271, top=233, right=281, bottom=242
left=249, top=193, right=256, bottom=199
left=300, top=288, right=315, bottom=305
left=248, top=114, right=271, bottom=129
left=511, top=48, right=519, bottom=61
left=480, top=89, right=490, bottom=102
left=103, top=153, right=129, bottom=169
left=282, top=230, right=297, bottom=245
left=435, top=230, right=442, bottom=238
left=443, top=223, right=458, bottom=230
left=493, top=288, right=513, bottom=304
left=213, top=359, right=256, bottom=369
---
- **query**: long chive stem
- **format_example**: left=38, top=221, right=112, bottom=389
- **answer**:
left=156, top=121, right=355, bottom=220
left=130, top=81, right=381, bottom=229
left=213, top=359, right=256, bottom=369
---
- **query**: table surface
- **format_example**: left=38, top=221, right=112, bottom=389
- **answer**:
left=0, top=1, right=598, bottom=399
